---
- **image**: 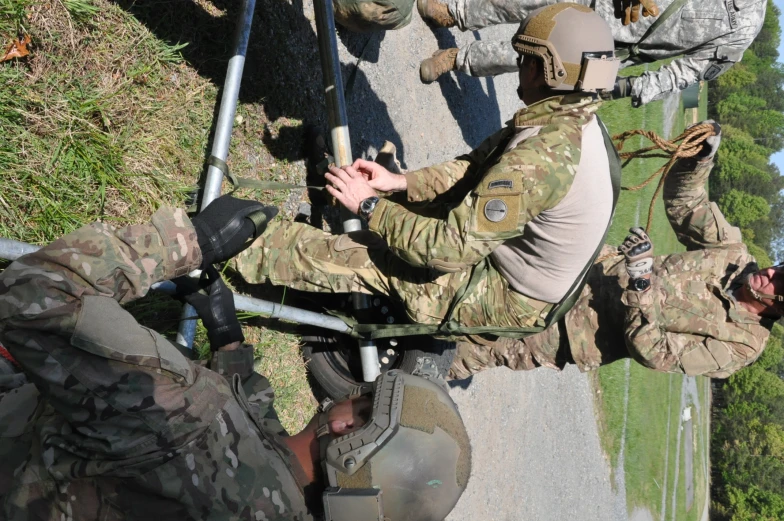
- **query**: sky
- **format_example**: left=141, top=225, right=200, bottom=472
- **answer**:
left=769, top=0, right=784, bottom=171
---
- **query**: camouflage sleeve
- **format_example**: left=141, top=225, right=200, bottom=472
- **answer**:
left=404, top=127, right=513, bottom=203
left=630, top=47, right=744, bottom=106
left=663, top=157, right=742, bottom=250
left=621, top=284, right=764, bottom=377
left=0, top=208, right=212, bottom=456
left=369, top=125, right=580, bottom=271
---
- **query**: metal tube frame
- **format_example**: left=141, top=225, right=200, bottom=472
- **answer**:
left=2, top=0, right=383, bottom=380
left=313, top=0, right=380, bottom=382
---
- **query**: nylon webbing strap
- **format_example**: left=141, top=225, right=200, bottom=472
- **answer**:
left=347, top=115, right=623, bottom=341
left=207, top=156, right=326, bottom=193
left=614, top=0, right=691, bottom=61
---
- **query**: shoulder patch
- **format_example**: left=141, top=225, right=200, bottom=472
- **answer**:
left=484, top=199, right=508, bottom=222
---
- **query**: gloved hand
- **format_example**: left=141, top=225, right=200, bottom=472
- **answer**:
left=689, top=120, right=722, bottom=160
left=191, top=195, right=278, bottom=269
left=619, top=227, right=654, bottom=279
left=173, top=266, right=244, bottom=350
left=615, top=0, right=659, bottom=25
left=611, top=77, right=633, bottom=100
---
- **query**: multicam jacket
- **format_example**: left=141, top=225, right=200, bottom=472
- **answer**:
left=368, top=93, right=613, bottom=303
left=0, top=208, right=312, bottom=520
left=526, top=157, right=773, bottom=377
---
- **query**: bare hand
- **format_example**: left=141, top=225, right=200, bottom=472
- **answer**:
left=352, top=158, right=407, bottom=193
left=325, top=165, right=379, bottom=215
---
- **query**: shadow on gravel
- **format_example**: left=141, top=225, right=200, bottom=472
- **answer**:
left=432, top=29, right=502, bottom=148
left=113, top=0, right=404, bottom=163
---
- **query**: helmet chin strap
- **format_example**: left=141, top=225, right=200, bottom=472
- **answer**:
left=745, top=273, right=784, bottom=306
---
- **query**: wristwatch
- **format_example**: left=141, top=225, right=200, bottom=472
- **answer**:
left=359, top=196, right=380, bottom=221
left=629, top=277, right=651, bottom=292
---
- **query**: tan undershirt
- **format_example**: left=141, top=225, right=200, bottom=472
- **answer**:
left=491, top=116, right=614, bottom=303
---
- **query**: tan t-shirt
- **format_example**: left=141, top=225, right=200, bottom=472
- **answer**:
left=491, top=116, right=614, bottom=303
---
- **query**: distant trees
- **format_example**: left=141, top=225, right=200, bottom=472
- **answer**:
left=709, top=0, right=784, bottom=264
left=711, top=325, right=784, bottom=521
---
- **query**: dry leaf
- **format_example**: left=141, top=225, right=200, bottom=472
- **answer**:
left=1, top=34, right=32, bottom=63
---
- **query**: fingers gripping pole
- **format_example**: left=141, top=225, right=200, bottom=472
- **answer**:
left=176, top=0, right=258, bottom=349
left=314, top=0, right=380, bottom=382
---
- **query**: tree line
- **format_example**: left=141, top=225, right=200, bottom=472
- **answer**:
left=709, top=2, right=784, bottom=517
left=708, top=0, right=784, bottom=266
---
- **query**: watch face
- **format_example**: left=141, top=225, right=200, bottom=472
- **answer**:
left=632, top=278, right=650, bottom=291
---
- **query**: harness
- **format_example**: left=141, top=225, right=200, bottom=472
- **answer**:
left=614, top=0, right=692, bottom=62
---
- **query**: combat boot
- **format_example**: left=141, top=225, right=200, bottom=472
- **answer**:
left=417, top=0, right=456, bottom=27
left=420, top=48, right=458, bottom=84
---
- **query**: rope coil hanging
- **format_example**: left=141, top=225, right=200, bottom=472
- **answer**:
left=594, top=122, right=715, bottom=264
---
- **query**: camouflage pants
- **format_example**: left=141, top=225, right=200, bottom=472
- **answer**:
left=233, top=220, right=552, bottom=330
left=447, top=0, right=619, bottom=77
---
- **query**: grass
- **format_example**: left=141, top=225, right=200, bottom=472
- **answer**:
left=0, top=0, right=316, bottom=433
left=591, top=79, right=712, bottom=518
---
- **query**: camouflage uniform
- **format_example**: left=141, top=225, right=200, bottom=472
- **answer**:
left=451, top=156, right=775, bottom=379
left=0, top=208, right=313, bottom=520
left=445, top=0, right=766, bottom=105
left=235, top=94, right=608, bottom=333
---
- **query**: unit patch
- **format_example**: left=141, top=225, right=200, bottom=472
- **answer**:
left=484, top=199, right=508, bottom=222
left=488, top=179, right=514, bottom=190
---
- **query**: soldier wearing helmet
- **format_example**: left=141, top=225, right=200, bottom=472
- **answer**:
left=450, top=121, right=784, bottom=380
left=417, top=0, right=766, bottom=107
left=232, top=4, right=620, bottom=345
left=0, top=200, right=470, bottom=521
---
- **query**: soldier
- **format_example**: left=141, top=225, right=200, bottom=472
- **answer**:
left=233, top=4, right=620, bottom=339
left=450, top=121, right=784, bottom=380
left=0, top=196, right=471, bottom=520
left=417, top=0, right=767, bottom=107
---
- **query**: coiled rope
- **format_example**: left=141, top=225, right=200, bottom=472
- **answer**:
left=594, top=122, right=715, bottom=264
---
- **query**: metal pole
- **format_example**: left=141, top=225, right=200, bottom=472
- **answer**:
left=176, top=0, right=258, bottom=348
left=313, top=0, right=380, bottom=382
left=0, top=240, right=350, bottom=334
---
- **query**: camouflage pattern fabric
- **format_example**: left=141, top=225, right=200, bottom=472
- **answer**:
left=450, top=157, right=774, bottom=380
left=445, top=0, right=766, bottom=105
left=0, top=208, right=312, bottom=520
left=234, top=94, right=604, bottom=334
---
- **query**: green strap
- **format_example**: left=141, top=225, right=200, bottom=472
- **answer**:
left=348, top=115, right=623, bottom=341
left=207, top=156, right=327, bottom=193
left=614, top=0, right=691, bottom=62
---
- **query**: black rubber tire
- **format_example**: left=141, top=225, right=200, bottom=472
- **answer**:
left=302, top=336, right=455, bottom=400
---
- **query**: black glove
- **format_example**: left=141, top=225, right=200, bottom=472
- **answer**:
left=173, top=266, right=244, bottom=350
left=611, top=77, right=633, bottom=99
left=689, top=120, right=722, bottom=160
left=191, top=195, right=278, bottom=269
left=619, top=227, right=654, bottom=279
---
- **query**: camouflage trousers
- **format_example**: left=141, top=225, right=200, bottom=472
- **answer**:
left=233, top=220, right=552, bottom=331
left=446, top=0, right=617, bottom=77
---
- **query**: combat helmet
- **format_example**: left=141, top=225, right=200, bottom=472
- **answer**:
left=512, top=3, right=620, bottom=92
left=316, top=370, right=471, bottom=521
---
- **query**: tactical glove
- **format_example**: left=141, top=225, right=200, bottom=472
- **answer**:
left=173, top=266, right=244, bottom=350
left=620, top=227, right=654, bottom=279
left=689, top=120, right=722, bottom=160
left=191, top=195, right=278, bottom=269
left=615, top=0, right=659, bottom=25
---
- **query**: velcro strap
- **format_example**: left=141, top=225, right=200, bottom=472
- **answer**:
left=626, top=258, right=654, bottom=278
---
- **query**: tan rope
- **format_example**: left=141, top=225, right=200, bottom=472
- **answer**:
left=594, top=123, right=715, bottom=264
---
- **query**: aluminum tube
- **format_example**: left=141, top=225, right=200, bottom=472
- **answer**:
left=0, top=238, right=40, bottom=261
left=176, top=0, right=258, bottom=348
left=313, top=0, right=380, bottom=381
left=154, top=282, right=351, bottom=333
left=0, top=241, right=351, bottom=335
